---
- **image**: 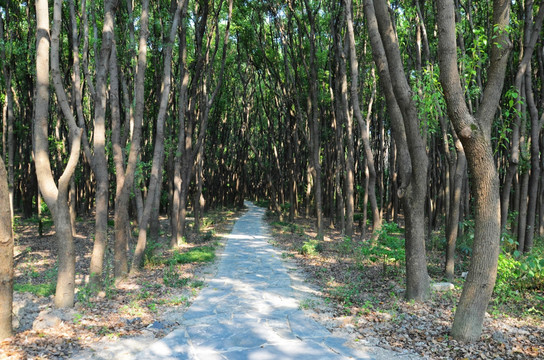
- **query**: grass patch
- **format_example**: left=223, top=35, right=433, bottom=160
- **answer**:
left=14, top=282, right=56, bottom=297
left=166, top=246, right=216, bottom=265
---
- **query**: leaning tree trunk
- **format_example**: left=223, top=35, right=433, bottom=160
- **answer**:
left=436, top=0, right=511, bottom=342
left=35, top=0, right=83, bottom=308
left=0, top=157, right=13, bottom=339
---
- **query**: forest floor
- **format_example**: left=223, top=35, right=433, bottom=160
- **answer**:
left=266, top=212, right=544, bottom=359
left=1, top=205, right=543, bottom=360
left=1, top=208, right=243, bottom=360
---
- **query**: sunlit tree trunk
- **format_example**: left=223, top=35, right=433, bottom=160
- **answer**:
left=131, top=0, right=184, bottom=273
left=35, top=0, right=83, bottom=307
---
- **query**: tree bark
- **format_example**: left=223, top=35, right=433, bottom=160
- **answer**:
left=436, top=0, right=511, bottom=342
left=445, top=131, right=466, bottom=281
left=88, top=0, right=116, bottom=285
left=303, top=0, right=324, bottom=238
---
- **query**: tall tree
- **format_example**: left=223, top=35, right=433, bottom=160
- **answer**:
left=364, top=0, right=431, bottom=301
left=437, top=0, right=511, bottom=342
left=345, top=0, right=381, bottom=239
left=34, top=0, right=83, bottom=308
left=113, top=0, right=151, bottom=278
left=131, top=0, right=185, bottom=273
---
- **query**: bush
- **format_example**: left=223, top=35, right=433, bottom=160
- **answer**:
left=300, top=239, right=322, bottom=256
left=163, top=265, right=190, bottom=288
left=495, top=249, right=544, bottom=302
left=359, top=222, right=405, bottom=264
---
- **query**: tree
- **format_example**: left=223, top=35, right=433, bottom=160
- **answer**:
left=436, top=0, right=512, bottom=342
left=364, top=0, right=431, bottom=301
left=113, top=0, right=151, bottom=278
left=344, top=0, right=381, bottom=239
left=0, top=156, right=13, bottom=339
left=131, top=0, right=185, bottom=272
left=34, top=0, right=83, bottom=308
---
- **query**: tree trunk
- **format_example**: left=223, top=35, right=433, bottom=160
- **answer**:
left=113, top=0, right=150, bottom=279
left=131, top=0, right=184, bottom=274
left=35, top=0, right=83, bottom=308
left=0, top=157, right=13, bottom=339
left=436, top=0, right=511, bottom=342
left=366, top=0, right=430, bottom=301
left=345, top=0, right=381, bottom=238
left=303, top=0, right=324, bottom=238
left=171, top=6, right=189, bottom=247
left=89, top=0, right=116, bottom=286
left=445, top=132, right=466, bottom=281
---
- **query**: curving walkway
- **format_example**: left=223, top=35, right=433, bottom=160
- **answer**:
left=137, top=201, right=417, bottom=360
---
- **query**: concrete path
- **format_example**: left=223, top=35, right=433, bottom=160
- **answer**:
left=138, top=201, right=418, bottom=360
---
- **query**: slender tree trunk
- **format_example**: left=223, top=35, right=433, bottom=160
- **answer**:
left=303, top=0, right=324, bottom=238
left=336, top=19, right=355, bottom=239
left=517, top=170, right=529, bottom=251
left=114, top=0, right=150, bottom=278
left=366, top=0, right=430, bottom=301
left=345, top=0, right=381, bottom=238
left=131, top=0, right=184, bottom=273
left=499, top=2, right=544, bottom=232
left=445, top=132, right=466, bottom=281
left=0, top=157, right=13, bottom=339
left=89, top=0, right=116, bottom=285
left=524, top=60, right=544, bottom=252
left=171, top=6, right=189, bottom=247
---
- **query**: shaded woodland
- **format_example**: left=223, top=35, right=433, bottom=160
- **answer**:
left=0, top=0, right=543, bottom=346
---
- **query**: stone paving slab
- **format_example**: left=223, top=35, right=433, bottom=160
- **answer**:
left=133, top=201, right=420, bottom=360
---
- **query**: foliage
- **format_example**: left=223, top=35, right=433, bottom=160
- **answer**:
left=359, top=222, right=405, bottom=266
left=300, top=239, right=323, bottom=256
left=495, top=245, right=544, bottom=305
left=144, top=239, right=163, bottom=266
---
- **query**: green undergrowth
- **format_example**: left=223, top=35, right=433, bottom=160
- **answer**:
left=165, top=245, right=216, bottom=265
left=14, top=283, right=56, bottom=297
left=492, top=236, right=544, bottom=316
